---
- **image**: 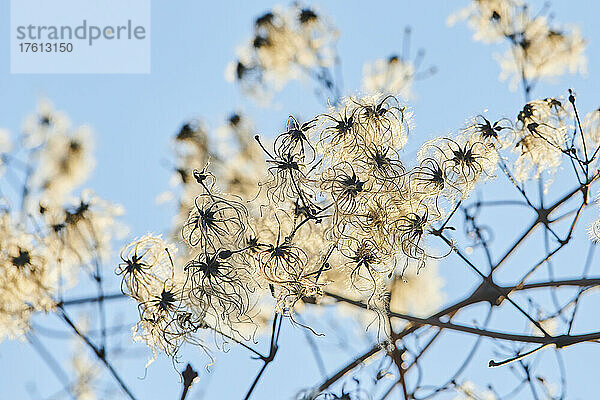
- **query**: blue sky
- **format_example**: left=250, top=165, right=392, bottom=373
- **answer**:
left=1, top=0, right=599, bottom=399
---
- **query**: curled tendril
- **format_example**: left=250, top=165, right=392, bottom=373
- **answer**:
left=321, top=162, right=370, bottom=218
left=275, top=116, right=317, bottom=164
left=255, top=135, right=313, bottom=205
left=184, top=250, right=253, bottom=330
left=182, top=191, right=248, bottom=251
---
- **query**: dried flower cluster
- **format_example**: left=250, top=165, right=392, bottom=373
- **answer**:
left=227, top=4, right=338, bottom=101
left=361, top=29, right=436, bottom=99
left=449, top=0, right=586, bottom=90
left=362, top=55, right=418, bottom=100
left=114, top=7, right=600, bottom=387
left=4, top=1, right=600, bottom=399
left=0, top=102, right=124, bottom=342
left=121, top=81, right=600, bottom=365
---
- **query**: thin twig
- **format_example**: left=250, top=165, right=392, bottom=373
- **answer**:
left=58, top=307, right=137, bottom=400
